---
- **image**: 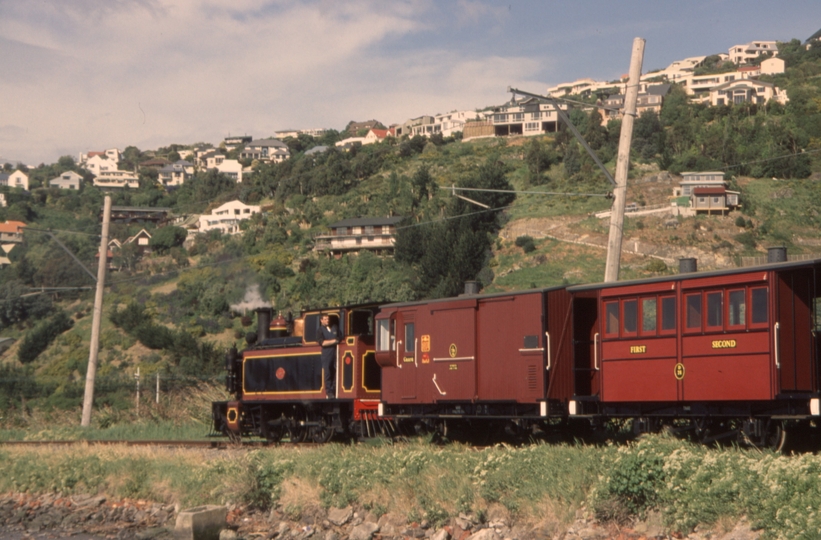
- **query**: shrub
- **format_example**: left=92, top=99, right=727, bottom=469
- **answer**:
left=734, top=231, right=757, bottom=250
left=515, top=235, right=536, bottom=253
left=735, top=216, right=747, bottom=227
left=17, top=311, right=74, bottom=364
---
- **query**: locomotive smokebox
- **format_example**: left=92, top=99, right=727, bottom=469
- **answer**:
left=767, top=246, right=787, bottom=263
left=463, top=281, right=480, bottom=295
left=678, top=258, right=697, bottom=274
left=256, top=308, right=272, bottom=343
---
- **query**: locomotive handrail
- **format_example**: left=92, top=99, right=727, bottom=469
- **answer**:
left=593, top=332, right=600, bottom=371
left=414, top=338, right=418, bottom=367
left=432, top=374, right=447, bottom=395
left=774, top=322, right=781, bottom=369
left=546, top=331, right=551, bottom=371
left=433, top=356, right=474, bottom=362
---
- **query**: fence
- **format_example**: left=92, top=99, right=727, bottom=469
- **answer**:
left=740, top=253, right=821, bottom=267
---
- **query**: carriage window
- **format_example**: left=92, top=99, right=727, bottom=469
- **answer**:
left=376, top=319, right=391, bottom=351
left=706, top=292, right=723, bottom=328
left=751, top=287, right=768, bottom=324
left=404, top=323, right=415, bottom=353
left=642, top=298, right=657, bottom=333
left=661, top=297, right=676, bottom=331
left=686, top=294, right=702, bottom=329
left=728, top=290, right=746, bottom=327
left=623, top=300, right=638, bottom=334
left=605, top=302, right=619, bottom=336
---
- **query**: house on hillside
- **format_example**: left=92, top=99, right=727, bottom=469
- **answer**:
left=347, top=120, right=382, bottom=135
left=313, top=217, right=405, bottom=256
left=677, top=172, right=727, bottom=197
left=93, top=170, right=139, bottom=189
left=49, top=171, right=83, bottom=190
left=197, top=200, right=261, bottom=235
left=761, top=57, right=786, bottom=75
left=489, top=97, right=567, bottom=137
left=0, top=194, right=5, bottom=207
left=125, top=229, right=152, bottom=255
left=0, top=220, right=26, bottom=243
left=239, top=138, right=290, bottom=163
left=691, top=187, right=740, bottom=215
left=603, top=84, right=671, bottom=121
left=709, top=79, right=787, bottom=106
left=224, top=135, right=252, bottom=151
left=158, top=160, right=194, bottom=187
left=728, top=41, right=778, bottom=64
left=213, top=159, right=245, bottom=182
left=0, top=170, right=29, bottom=190
left=109, top=206, right=171, bottom=224
left=79, top=149, right=120, bottom=167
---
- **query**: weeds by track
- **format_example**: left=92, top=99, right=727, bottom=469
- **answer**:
left=0, top=439, right=321, bottom=449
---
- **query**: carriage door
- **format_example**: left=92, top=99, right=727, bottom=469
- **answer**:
left=573, top=292, right=600, bottom=398
left=776, top=269, right=816, bottom=394
left=397, top=310, right=418, bottom=400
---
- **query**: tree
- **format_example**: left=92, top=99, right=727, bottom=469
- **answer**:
left=150, top=226, right=188, bottom=254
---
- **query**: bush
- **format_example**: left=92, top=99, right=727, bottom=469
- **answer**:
left=17, top=311, right=74, bottom=364
left=735, top=216, right=747, bottom=227
left=515, top=235, right=536, bottom=253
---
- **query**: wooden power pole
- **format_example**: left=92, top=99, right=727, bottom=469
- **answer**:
left=81, top=196, right=112, bottom=427
left=604, top=38, right=646, bottom=283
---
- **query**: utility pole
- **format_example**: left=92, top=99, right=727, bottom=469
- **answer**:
left=604, top=38, right=646, bottom=283
left=81, top=196, right=112, bottom=427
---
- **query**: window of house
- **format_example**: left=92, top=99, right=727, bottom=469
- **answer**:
left=641, top=298, right=657, bottom=334
left=364, top=226, right=374, bottom=234
left=706, top=292, right=723, bottom=329
left=686, top=294, right=702, bottom=330
left=751, top=287, right=768, bottom=324
left=728, top=289, right=746, bottom=327
left=605, top=302, right=619, bottom=336
left=623, top=300, right=638, bottom=335
left=512, top=113, right=524, bottom=121
left=234, top=209, right=240, bottom=215
left=337, top=227, right=347, bottom=236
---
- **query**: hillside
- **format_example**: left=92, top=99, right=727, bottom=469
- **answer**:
left=2, top=42, right=821, bottom=421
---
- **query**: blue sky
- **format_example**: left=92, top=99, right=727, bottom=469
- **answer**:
left=1, top=0, right=820, bottom=165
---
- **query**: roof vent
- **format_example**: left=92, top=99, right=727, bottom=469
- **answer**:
left=463, top=281, right=480, bottom=295
left=767, top=246, right=787, bottom=263
left=679, top=258, right=697, bottom=274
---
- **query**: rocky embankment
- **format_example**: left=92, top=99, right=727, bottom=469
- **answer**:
left=0, top=492, right=762, bottom=540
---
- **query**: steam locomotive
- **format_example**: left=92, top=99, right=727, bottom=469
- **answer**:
left=213, top=248, right=821, bottom=450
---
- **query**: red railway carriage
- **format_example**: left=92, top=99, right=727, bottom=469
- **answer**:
left=212, top=304, right=382, bottom=442
left=567, top=256, right=821, bottom=448
left=375, top=286, right=573, bottom=428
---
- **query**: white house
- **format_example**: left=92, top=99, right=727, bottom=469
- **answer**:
left=49, top=171, right=83, bottom=190
left=83, top=154, right=119, bottom=177
left=488, top=97, right=567, bottom=137
left=709, top=79, right=788, bottom=106
left=760, top=57, right=786, bottom=75
left=728, top=41, right=778, bottom=65
left=198, top=200, right=261, bottom=235
left=93, top=170, right=139, bottom=189
left=213, top=159, right=245, bottom=182
left=335, top=137, right=367, bottom=149
left=1, top=170, right=30, bottom=190
left=239, top=138, right=290, bottom=163
left=158, top=160, right=194, bottom=187
left=79, top=149, right=120, bottom=167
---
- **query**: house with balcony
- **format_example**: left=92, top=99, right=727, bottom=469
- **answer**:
left=677, top=172, right=727, bottom=197
left=79, top=149, right=120, bottom=167
left=158, top=160, right=194, bottom=187
left=197, top=200, right=261, bottom=235
left=728, top=41, right=778, bottom=65
left=691, top=187, right=740, bottom=215
left=93, top=170, right=139, bottom=189
left=488, top=97, right=567, bottom=137
left=603, top=84, right=671, bottom=121
left=224, top=135, right=252, bottom=151
left=109, top=206, right=171, bottom=224
left=49, top=171, right=83, bottom=190
left=709, top=79, right=787, bottom=106
left=313, top=217, right=405, bottom=256
left=213, top=159, right=246, bottom=182
left=239, top=138, right=290, bottom=163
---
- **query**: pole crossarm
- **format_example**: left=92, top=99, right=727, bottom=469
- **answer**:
left=507, top=86, right=617, bottom=187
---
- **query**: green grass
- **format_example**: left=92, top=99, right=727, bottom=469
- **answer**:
left=3, top=434, right=821, bottom=536
left=0, top=419, right=212, bottom=442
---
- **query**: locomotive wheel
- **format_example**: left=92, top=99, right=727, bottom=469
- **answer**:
left=288, top=423, right=308, bottom=443
left=263, top=423, right=285, bottom=443
left=310, top=417, right=335, bottom=444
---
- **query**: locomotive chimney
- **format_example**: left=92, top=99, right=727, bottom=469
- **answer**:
left=256, top=307, right=272, bottom=343
left=463, top=281, right=480, bottom=295
left=678, top=257, right=697, bottom=274
left=767, top=246, right=787, bottom=263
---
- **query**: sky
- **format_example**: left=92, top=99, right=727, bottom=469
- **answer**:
left=2, top=0, right=820, bottom=166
